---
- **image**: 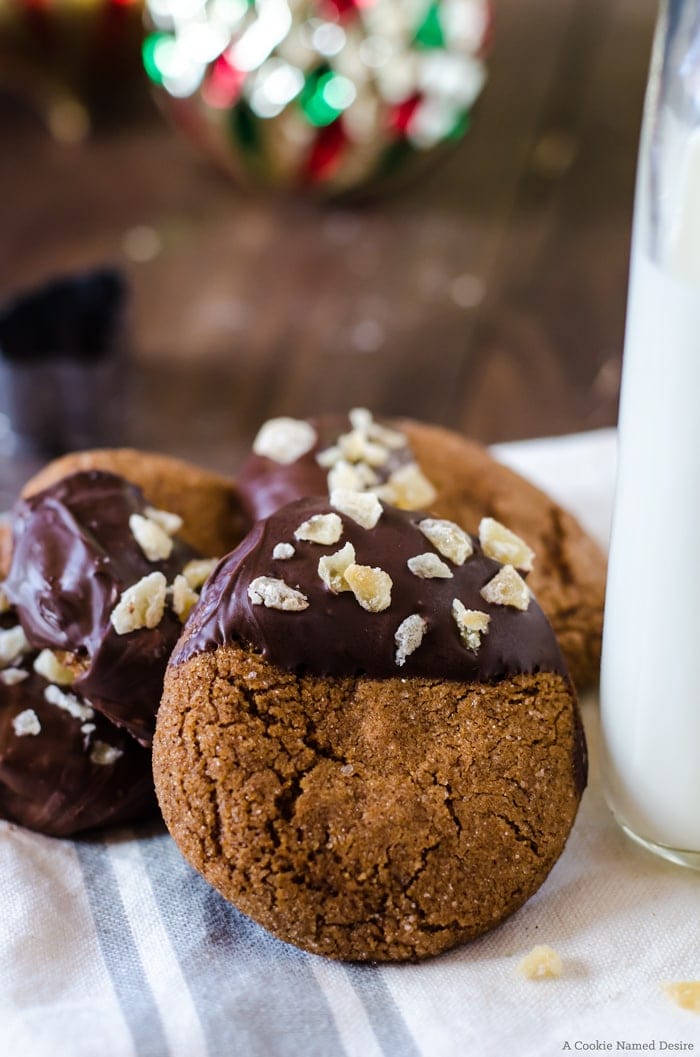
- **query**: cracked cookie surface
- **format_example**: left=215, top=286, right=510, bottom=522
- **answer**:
left=155, top=644, right=585, bottom=962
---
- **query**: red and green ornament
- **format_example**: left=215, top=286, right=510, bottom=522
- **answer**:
left=143, top=0, right=491, bottom=194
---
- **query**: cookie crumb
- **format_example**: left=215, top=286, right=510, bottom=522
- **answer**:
left=90, top=741, right=124, bottom=766
left=395, top=614, right=428, bottom=666
left=318, top=542, right=356, bottom=594
left=183, top=559, right=218, bottom=590
left=378, top=463, right=437, bottom=510
left=171, top=575, right=199, bottom=622
left=316, top=411, right=411, bottom=498
left=663, top=981, right=700, bottom=1013
left=344, top=564, right=392, bottom=612
left=1, top=667, right=29, bottom=686
left=517, top=945, right=563, bottom=980
left=294, top=513, right=343, bottom=546
left=111, top=572, right=168, bottom=634
left=253, top=418, right=317, bottom=465
left=418, top=518, right=473, bottom=565
left=129, top=513, right=174, bottom=562
left=248, top=577, right=309, bottom=612
left=481, top=565, right=531, bottom=611
left=44, top=684, right=95, bottom=722
left=316, top=445, right=342, bottom=469
left=452, top=601, right=490, bottom=651
left=340, top=763, right=355, bottom=777
left=33, top=648, right=76, bottom=686
left=348, top=407, right=373, bottom=433
left=331, top=489, right=382, bottom=529
left=407, top=553, right=453, bottom=580
left=0, top=626, right=30, bottom=668
left=362, top=415, right=406, bottom=451
left=327, top=460, right=361, bottom=493
left=338, top=430, right=389, bottom=468
left=143, top=505, right=183, bottom=537
left=479, top=517, right=535, bottom=572
left=273, top=543, right=295, bottom=561
left=327, top=459, right=378, bottom=493
left=12, top=709, right=41, bottom=737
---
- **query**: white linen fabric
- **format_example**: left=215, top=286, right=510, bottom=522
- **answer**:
left=2, top=429, right=699, bottom=1057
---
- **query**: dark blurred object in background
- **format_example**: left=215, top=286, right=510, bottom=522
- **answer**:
left=0, top=268, right=129, bottom=456
left=0, top=0, right=146, bottom=140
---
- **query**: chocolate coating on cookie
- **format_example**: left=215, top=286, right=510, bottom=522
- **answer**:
left=238, top=413, right=411, bottom=521
left=4, top=470, right=200, bottom=743
left=175, top=497, right=567, bottom=681
left=239, top=412, right=606, bottom=690
left=0, top=661, right=155, bottom=837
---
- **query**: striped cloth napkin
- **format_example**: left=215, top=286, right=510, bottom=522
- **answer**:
left=3, top=430, right=699, bottom=1057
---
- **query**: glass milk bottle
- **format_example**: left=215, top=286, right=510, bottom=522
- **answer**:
left=600, top=0, right=700, bottom=869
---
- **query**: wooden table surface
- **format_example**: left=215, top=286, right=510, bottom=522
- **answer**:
left=0, top=0, right=656, bottom=510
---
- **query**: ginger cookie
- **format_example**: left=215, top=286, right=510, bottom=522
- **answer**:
left=155, top=496, right=586, bottom=962
left=0, top=450, right=240, bottom=836
left=0, top=470, right=223, bottom=835
left=3, top=470, right=218, bottom=746
left=238, top=411, right=606, bottom=689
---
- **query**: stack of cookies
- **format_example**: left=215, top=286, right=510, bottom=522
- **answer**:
left=0, top=451, right=242, bottom=836
left=0, top=412, right=605, bottom=960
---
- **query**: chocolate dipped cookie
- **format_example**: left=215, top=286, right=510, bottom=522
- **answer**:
left=3, top=470, right=218, bottom=746
left=238, top=411, right=606, bottom=689
left=0, top=468, right=224, bottom=836
left=155, top=494, right=586, bottom=962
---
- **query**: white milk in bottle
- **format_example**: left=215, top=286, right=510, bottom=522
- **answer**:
left=600, top=39, right=700, bottom=871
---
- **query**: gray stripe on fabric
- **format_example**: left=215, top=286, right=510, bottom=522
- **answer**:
left=74, top=838, right=171, bottom=1057
left=344, top=965, right=422, bottom=1057
left=137, top=831, right=347, bottom=1057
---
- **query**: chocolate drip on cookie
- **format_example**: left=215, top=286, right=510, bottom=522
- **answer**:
left=4, top=470, right=200, bottom=743
left=175, top=497, right=568, bottom=681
